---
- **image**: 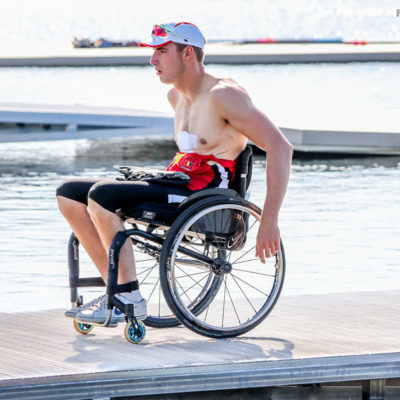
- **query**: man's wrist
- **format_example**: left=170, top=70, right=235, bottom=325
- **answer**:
left=261, top=203, right=279, bottom=224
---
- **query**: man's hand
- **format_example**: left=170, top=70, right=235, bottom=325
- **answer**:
left=256, top=220, right=280, bottom=263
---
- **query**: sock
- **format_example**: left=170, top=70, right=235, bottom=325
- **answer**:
left=119, top=289, right=143, bottom=303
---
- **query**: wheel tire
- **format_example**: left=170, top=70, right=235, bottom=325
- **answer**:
left=124, top=321, right=146, bottom=344
left=73, top=319, right=94, bottom=334
left=160, top=196, right=286, bottom=338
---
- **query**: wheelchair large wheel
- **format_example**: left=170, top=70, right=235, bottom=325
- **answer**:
left=130, top=227, right=223, bottom=328
left=159, top=197, right=285, bottom=338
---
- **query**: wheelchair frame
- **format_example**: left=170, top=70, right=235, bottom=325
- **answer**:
left=67, top=146, right=286, bottom=343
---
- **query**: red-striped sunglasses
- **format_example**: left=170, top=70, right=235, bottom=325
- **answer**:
left=151, top=24, right=188, bottom=41
left=152, top=25, right=169, bottom=37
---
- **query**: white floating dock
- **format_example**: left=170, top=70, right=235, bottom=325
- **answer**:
left=0, top=291, right=399, bottom=399
left=0, top=42, right=400, bottom=66
left=1, top=103, right=399, bottom=155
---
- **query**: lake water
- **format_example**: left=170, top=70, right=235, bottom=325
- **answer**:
left=1, top=0, right=399, bottom=43
left=0, top=138, right=399, bottom=312
left=0, top=0, right=399, bottom=312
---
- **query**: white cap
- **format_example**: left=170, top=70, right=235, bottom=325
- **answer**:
left=139, top=22, right=205, bottom=49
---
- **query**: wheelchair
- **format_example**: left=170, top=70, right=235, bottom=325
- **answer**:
left=67, top=146, right=286, bottom=343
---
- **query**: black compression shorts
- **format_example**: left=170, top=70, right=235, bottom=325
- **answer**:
left=56, top=178, right=195, bottom=213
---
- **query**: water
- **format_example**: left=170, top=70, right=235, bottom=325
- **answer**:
left=1, top=0, right=399, bottom=43
left=0, top=1, right=398, bottom=128
left=0, top=0, right=399, bottom=312
left=0, top=138, right=399, bottom=312
left=0, top=63, right=399, bottom=118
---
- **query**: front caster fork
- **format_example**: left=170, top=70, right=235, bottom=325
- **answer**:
left=124, top=303, right=146, bottom=344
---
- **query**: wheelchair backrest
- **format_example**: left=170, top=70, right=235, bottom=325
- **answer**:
left=229, top=145, right=253, bottom=198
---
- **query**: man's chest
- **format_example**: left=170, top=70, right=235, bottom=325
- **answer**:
left=174, top=98, right=221, bottom=138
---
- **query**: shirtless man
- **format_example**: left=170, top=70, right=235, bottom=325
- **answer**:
left=56, top=22, right=293, bottom=324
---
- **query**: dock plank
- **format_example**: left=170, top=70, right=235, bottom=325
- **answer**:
left=0, top=291, right=399, bottom=399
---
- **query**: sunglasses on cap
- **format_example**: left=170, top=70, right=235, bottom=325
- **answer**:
left=151, top=24, right=189, bottom=41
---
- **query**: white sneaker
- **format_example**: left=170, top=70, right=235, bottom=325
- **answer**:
left=64, top=294, right=106, bottom=318
left=76, top=295, right=147, bottom=324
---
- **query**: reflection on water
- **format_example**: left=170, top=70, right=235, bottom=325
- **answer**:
left=0, top=137, right=399, bottom=311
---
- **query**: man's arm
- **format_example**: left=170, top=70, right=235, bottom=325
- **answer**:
left=210, top=85, right=293, bottom=263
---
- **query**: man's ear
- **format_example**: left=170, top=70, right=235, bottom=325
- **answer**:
left=183, top=46, right=195, bottom=61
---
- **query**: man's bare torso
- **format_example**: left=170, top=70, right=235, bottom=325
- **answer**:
left=170, top=75, right=248, bottom=160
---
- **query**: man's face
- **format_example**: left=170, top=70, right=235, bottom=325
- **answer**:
left=150, top=42, right=184, bottom=84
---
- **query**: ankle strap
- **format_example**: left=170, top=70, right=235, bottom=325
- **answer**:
left=107, top=280, right=139, bottom=295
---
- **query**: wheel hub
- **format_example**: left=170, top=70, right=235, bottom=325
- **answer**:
left=212, top=258, right=233, bottom=275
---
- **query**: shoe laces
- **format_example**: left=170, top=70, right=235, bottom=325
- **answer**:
left=81, top=294, right=106, bottom=311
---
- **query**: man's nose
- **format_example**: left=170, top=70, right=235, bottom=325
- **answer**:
left=150, top=53, right=158, bottom=66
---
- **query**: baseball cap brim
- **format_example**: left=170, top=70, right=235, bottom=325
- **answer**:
left=138, top=36, right=172, bottom=48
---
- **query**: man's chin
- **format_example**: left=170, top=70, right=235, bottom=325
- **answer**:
left=159, top=75, right=172, bottom=84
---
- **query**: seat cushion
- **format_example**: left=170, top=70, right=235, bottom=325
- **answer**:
left=117, top=201, right=179, bottom=225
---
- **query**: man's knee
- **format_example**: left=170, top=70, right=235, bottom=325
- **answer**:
left=56, top=179, right=75, bottom=199
left=56, top=180, right=81, bottom=213
left=87, top=181, right=116, bottom=214
left=56, top=178, right=96, bottom=206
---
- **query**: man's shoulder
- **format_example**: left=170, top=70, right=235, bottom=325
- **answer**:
left=167, top=88, right=180, bottom=109
left=209, top=78, right=248, bottom=103
left=209, top=78, right=250, bottom=111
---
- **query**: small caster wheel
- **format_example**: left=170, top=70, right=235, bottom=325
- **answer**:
left=124, top=320, right=146, bottom=344
left=73, top=319, right=94, bottom=334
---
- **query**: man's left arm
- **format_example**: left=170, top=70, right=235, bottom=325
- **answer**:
left=210, top=86, right=293, bottom=263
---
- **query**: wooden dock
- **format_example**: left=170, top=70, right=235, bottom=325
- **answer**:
left=0, top=290, right=399, bottom=399
left=1, top=42, right=400, bottom=66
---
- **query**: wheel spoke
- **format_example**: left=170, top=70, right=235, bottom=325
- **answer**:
left=137, top=265, right=156, bottom=277
left=221, top=209, right=231, bottom=234
left=230, top=272, right=269, bottom=296
left=176, top=278, right=194, bottom=305
left=139, top=263, right=157, bottom=286
left=224, top=276, right=241, bottom=325
left=177, top=272, right=210, bottom=299
left=246, top=218, right=258, bottom=234
left=176, top=264, right=210, bottom=287
left=158, top=275, right=161, bottom=317
left=181, top=239, right=205, bottom=254
left=203, top=301, right=210, bottom=323
left=174, top=270, right=210, bottom=279
left=230, top=245, right=257, bottom=264
left=233, top=267, right=276, bottom=277
left=222, top=275, right=227, bottom=327
left=230, top=273, right=257, bottom=313
left=147, top=277, right=160, bottom=302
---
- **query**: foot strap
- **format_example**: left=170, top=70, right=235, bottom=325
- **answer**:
left=107, top=280, right=139, bottom=295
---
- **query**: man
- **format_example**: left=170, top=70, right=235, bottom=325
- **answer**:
left=56, top=22, right=293, bottom=324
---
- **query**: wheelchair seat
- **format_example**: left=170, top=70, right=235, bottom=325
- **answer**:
left=118, top=145, right=253, bottom=226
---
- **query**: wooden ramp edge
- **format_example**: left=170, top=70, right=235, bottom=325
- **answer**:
left=1, top=353, right=400, bottom=400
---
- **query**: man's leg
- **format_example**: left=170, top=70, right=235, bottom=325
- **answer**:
left=56, top=178, right=111, bottom=317
left=56, top=179, right=108, bottom=281
left=66, top=179, right=193, bottom=324
left=87, top=198, right=137, bottom=284
left=57, top=196, right=108, bottom=281
left=76, top=198, right=147, bottom=324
